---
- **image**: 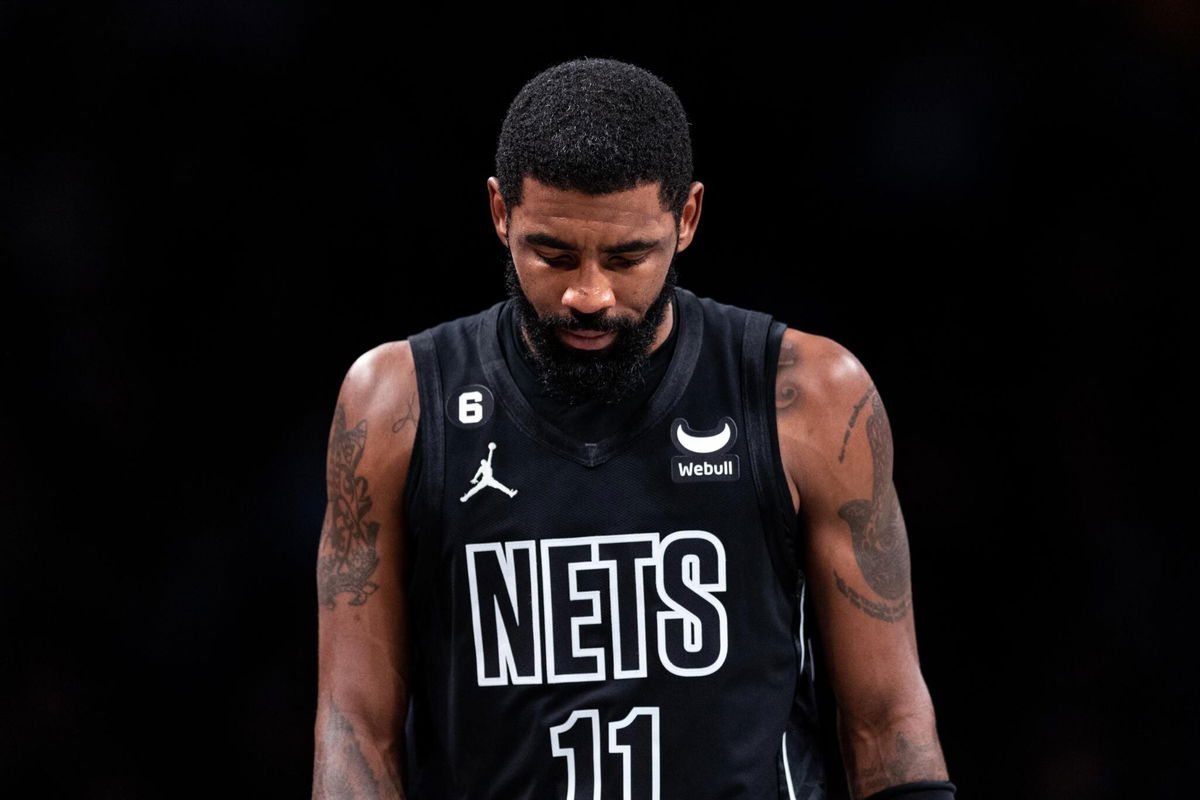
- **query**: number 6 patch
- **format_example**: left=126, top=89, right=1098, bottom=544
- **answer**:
left=447, top=384, right=495, bottom=429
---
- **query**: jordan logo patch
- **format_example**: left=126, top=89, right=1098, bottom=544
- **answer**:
left=461, top=442, right=519, bottom=502
left=670, top=417, right=740, bottom=483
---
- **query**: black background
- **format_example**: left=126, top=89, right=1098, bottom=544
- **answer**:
left=3, top=3, right=1195, bottom=798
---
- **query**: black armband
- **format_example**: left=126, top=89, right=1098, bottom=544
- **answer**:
left=863, top=780, right=957, bottom=800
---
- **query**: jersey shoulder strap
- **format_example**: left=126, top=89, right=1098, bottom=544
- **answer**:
left=405, top=301, right=507, bottom=544
left=690, top=293, right=801, bottom=591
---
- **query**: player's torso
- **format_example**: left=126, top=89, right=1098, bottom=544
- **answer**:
left=404, top=289, right=823, bottom=799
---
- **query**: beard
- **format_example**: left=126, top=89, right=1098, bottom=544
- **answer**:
left=504, top=254, right=678, bottom=406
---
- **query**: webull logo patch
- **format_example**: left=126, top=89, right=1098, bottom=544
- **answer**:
left=670, top=417, right=740, bottom=483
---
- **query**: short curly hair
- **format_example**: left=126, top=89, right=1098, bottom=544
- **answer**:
left=495, top=58, right=694, bottom=222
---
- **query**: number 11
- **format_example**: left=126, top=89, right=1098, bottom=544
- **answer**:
left=549, top=706, right=661, bottom=800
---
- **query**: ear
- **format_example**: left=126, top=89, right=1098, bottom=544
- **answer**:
left=674, top=182, right=704, bottom=253
left=487, top=177, right=509, bottom=247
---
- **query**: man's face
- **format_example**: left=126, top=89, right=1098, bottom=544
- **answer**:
left=489, top=177, right=702, bottom=405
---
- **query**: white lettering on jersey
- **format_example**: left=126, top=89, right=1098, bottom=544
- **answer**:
left=467, top=531, right=727, bottom=686
left=655, top=531, right=728, bottom=677
left=466, top=541, right=542, bottom=685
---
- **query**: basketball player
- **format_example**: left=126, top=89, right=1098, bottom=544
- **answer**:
left=312, top=59, right=954, bottom=800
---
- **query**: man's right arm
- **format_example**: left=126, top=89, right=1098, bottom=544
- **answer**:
left=312, top=341, right=419, bottom=800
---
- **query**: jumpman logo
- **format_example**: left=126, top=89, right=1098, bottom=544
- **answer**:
left=460, top=442, right=518, bottom=503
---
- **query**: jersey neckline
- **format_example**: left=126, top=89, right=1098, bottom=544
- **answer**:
left=478, top=286, right=705, bottom=468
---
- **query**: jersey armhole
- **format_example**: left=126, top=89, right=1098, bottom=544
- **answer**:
left=742, top=314, right=803, bottom=592
left=402, top=413, right=424, bottom=529
left=405, top=330, right=446, bottom=549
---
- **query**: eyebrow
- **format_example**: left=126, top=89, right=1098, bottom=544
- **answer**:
left=522, top=232, right=663, bottom=254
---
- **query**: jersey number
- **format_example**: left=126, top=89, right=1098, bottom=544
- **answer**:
left=550, top=707, right=660, bottom=800
left=458, top=391, right=484, bottom=424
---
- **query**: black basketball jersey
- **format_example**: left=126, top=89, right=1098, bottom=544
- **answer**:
left=404, top=287, right=826, bottom=799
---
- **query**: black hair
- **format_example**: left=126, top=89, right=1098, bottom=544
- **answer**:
left=495, top=58, right=693, bottom=222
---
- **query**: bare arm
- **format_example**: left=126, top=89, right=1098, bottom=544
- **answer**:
left=313, top=342, right=419, bottom=800
left=776, top=330, right=948, bottom=799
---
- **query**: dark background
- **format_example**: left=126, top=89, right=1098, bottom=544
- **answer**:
left=3, top=3, right=1195, bottom=798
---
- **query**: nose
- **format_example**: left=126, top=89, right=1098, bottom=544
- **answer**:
left=560, top=261, right=615, bottom=317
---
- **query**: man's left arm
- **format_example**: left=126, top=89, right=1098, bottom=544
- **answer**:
left=775, top=329, right=951, bottom=800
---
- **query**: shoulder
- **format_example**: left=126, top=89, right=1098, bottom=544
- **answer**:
left=340, top=340, right=417, bottom=414
left=775, top=328, right=882, bottom=497
left=331, top=340, right=421, bottom=475
left=776, top=328, right=874, bottom=418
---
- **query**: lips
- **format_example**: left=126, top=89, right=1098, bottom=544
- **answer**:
left=557, top=329, right=618, bottom=350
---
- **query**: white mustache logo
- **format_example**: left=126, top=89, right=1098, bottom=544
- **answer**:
left=671, top=418, right=737, bottom=454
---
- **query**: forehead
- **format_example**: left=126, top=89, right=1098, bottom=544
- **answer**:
left=510, top=178, right=674, bottom=240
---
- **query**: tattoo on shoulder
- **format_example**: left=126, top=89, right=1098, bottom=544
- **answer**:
left=835, top=388, right=913, bottom=621
left=317, top=406, right=381, bottom=609
left=775, top=337, right=799, bottom=410
left=391, top=392, right=417, bottom=433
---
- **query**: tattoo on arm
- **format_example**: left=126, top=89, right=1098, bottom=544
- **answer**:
left=841, top=728, right=946, bottom=798
left=317, top=406, right=381, bottom=609
left=838, top=387, right=874, bottom=463
left=313, top=700, right=403, bottom=800
left=836, top=388, right=913, bottom=621
left=834, top=571, right=912, bottom=623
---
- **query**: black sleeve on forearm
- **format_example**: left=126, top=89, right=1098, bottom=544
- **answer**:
left=863, top=780, right=957, bottom=800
